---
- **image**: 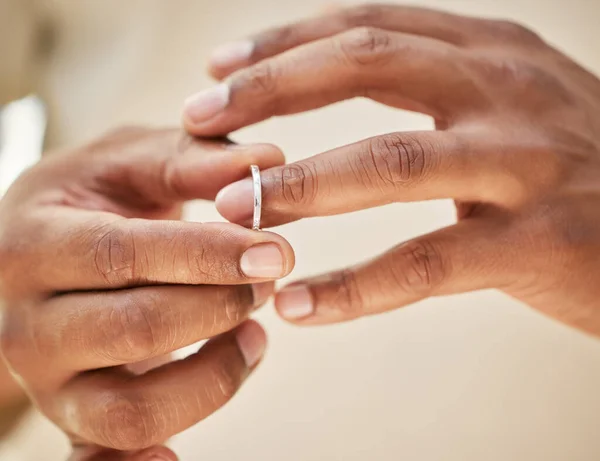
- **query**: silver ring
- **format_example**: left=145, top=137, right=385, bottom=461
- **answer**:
left=250, top=165, right=262, bottom=231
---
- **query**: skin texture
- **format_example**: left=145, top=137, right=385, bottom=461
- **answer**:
left=183, top=4, right=600, bottom=337
left=0, top=127, right=295, bottom=460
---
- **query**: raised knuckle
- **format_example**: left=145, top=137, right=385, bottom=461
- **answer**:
left=159, top=152, right=188, bottom=200
left=244, top=61, right=279, bottom=95
left=330, top=269, right=365, bottom=318
left=94, top=294, right=163, bottom=363
left=471, top=56, right=566, bottom=96
left=394, top=240, right=447, bottom=295
left=93, top=224, right=138, bottom=286
left=222, top=287, right=253, bottom=328
left=365, top=134, right=435, bottom=187
left=268, top=163, right=318, bottom=207
left=98, top=390, right=163, bottom=450
left=337, top=26, right=394, bottom=66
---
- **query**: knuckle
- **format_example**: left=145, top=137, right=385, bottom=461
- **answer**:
left=99, top=390, right=162, bottom=450
left=268, top=163, right=318, bottom=207
left=244, top=61, right=279, bottom=95
left=337, top=27, right=394, bottom=67
left=204, top=360, right=242, bottom=407
left=222, top=287, right=253, bottom=328
left=187, top=242, right=231, bottom=282
left=330, top=269, right=365, bottom=318
left=94, top=294, right=163, bottom=363
left=365, top=134, right=434, bottom=187
left=93, top=224, right=138, bottom=286
left=394, top=240, right=446, bottom=295
left=471, top=57, right=569, bottom=101
left=261, top=25, right=296, bottom=49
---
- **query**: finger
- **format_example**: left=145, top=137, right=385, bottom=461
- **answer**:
left=54, top=320, right=266, bottom=451
left=22, top=284, right=272, bottom=379
left=215, top=131, right=519, bottom=227
left=273, top=220, right=514, bottom=325
left=4, top=217, right=294, bottom=295
left=47, top=129, right=285, bottom=210
left=69, top=445, right=177, bottom=461
left=208, top=4, right=487, bottom=79
left=121, top=134, right=286, bottom=205
left=184, top=28, right=479, bottom=137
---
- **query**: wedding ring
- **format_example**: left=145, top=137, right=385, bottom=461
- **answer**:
left=250, top=165, right=262, bottom=231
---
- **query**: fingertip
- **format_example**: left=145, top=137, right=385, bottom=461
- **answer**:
left=275, top=284, right=315, bottom=322
left=252, top=281, right=276, bottom=308
left=215, top=178, right=254, bottom=223
left=208, top=40, right=255, bottom=80
left=182, top=83, right=230, bottom=135
left=235, top=319, right=267, bottom=368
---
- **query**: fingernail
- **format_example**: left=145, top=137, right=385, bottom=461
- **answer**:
left=252, top=282, right=273, bottom=308
left=235, top=321, right=266, bottom=367
left=276, top=285, right=314, bottom=320
left=210, top=40, right=254, bottom=70
left=183, top=83, right=230, bottom=124
left=216, top=179, right=254, bottom=222
left=240, top=243, right=284, bottom=278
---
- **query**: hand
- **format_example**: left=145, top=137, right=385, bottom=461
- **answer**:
left=0, top=127, right=295, bottom=458
left=183, top=5, right=600, bottom=336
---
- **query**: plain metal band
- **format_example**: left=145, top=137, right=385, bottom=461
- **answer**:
left=250, top=165, right=262, bottom=231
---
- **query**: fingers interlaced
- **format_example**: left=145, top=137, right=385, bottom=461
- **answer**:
left=54, top=321, right=265, bottom=452
left=273, top=220, right=516, bottom=325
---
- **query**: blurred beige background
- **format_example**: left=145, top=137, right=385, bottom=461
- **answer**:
left=1, top=0, right=600, bottom=460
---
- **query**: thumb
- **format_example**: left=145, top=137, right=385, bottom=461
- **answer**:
left=69, top=445, right=177, bottom=461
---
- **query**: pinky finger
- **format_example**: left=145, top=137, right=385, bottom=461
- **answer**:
left=274, top=219, right=517, bottom=325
